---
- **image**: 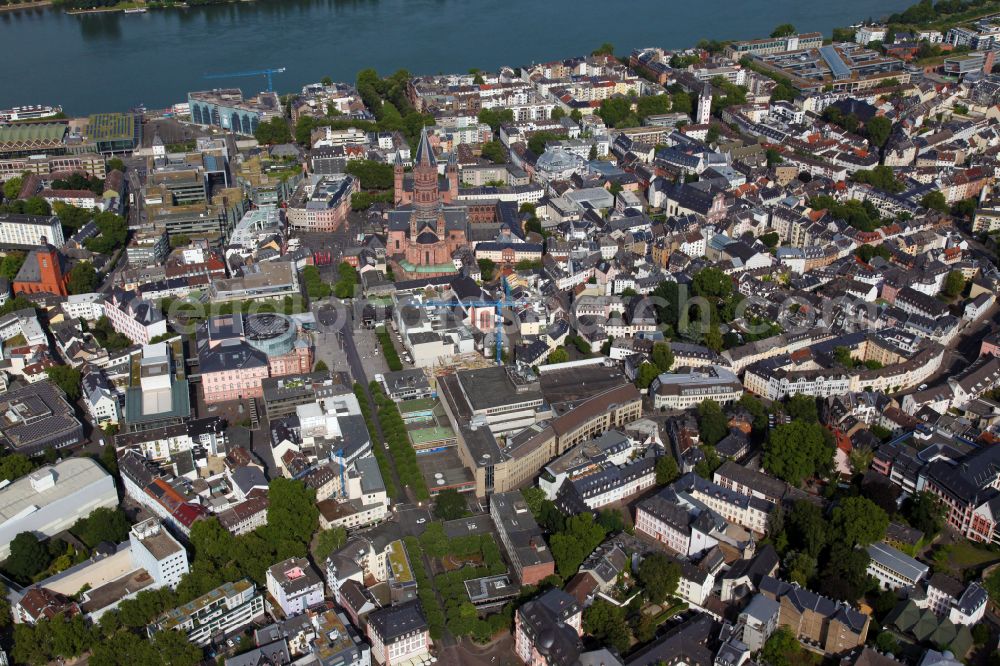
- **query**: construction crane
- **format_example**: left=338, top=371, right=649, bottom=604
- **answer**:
left=203, top=67, right=287, bottom=93
left=417, top=277, right=521, bottom=366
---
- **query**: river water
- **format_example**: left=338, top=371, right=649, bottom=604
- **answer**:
left=0, top=0, right=915, bottom=115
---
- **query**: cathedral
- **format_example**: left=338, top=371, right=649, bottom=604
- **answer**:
left=387, top=127, right=470, bottom=278
left=387, top=127, right=527, bottom=279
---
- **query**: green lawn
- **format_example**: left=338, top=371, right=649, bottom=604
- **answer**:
left=947, top=541, right=1000, bottom=569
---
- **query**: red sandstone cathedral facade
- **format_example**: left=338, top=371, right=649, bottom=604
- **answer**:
left=387, top=127, right=471, bottom=278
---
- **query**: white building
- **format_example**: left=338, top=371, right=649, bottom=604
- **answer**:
left=266, top=558, right=325, bottom=618
left=0, top=459, right=118, bottom=559
left=129, top=519, right=189, bottom=589
left=62, top=293, right=105, bottom=321
left=854, top=25, right=888, bottom=45
left=366, top=602, right=429, bottom=666
left=82, top=371, right=120, bottom=425
left=866, top=541, right=929, bottom=591
left=0, top=213, right=65, bottom=248
left=649, top=365, right=743, bottom=410
left=150, top=580, right=265, bottom=647
left=925, top=574, right=988, bottom=626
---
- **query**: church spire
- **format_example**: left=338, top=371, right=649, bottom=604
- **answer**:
left=414, top=125, right=436, bottom=167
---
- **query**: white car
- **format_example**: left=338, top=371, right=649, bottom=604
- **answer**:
left=416, top=518, right=426, bottom=524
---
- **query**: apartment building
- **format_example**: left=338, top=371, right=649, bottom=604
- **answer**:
left=104, top=289, right=168, bottom=345
left=266, top=558, right=325, bottom=618
left=514, top=588, right=583, bottom=666
left=286, top=174, right=358, bottom=232
left=490, top=491, right=555, bottom=585
left=150, top=580, right=265, bottom=647
left=0, top=213, right=65, bottom=249
left=366, top=602, right=429, bottom=666
left=758, top=576, right=870, bottom=654
left=724, top=32, right=824, bottom=58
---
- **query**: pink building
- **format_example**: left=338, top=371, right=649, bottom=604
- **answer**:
left=104, top=288, right=168, bottom=345
left=198, top=313, right=313, bottom=404
left=981, top=330, right=1000, bottom=359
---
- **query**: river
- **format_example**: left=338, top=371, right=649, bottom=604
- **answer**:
left=0, top=0, right=916, bottom=115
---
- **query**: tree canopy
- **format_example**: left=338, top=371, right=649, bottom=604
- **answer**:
left=637, top=552, right=681, bottom=604
left=763, top=420, right=833, bottom=486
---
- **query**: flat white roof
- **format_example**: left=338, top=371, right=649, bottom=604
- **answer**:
left=0, top=458, right=111, bottom=524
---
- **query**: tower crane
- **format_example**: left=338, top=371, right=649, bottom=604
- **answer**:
left=203, top=67, right=287, bottom=93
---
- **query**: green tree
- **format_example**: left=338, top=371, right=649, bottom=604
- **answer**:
left=333, top=262, right=358, bottom=299
left=23, top=196, right=51, bottom=216
left=67, top=261, right=99, bottom=295
left=106, top=158, right=125, bottom=173
left=72, top=507, right=131, bottom=548
left=588, top=144, right=598, bottom=161
left=903, top=491, right=946, bottom=537
left=697, top=399, right=728, bottom=445
left=3, top=176, right=23, bottom=201
left=738, top=394, right=769, bottom=432
left=875, top=630, right=899, bottom=654
left=547, top=347, right=569, bottom=365
left=7, top=532, right=50, bottom=582
left=785, top=394, right=819, bottom=423
left=692, top=266, right=732, bottom=300
left=761, top=626, right=815, bottom=666
left=265, top=477, right=319, bottom=548
left=833, top=346, right=856, bottom=368
left=597, top=508, right=626, bottom=535
left=942, top=270, right=965, bottom=298
left=344, top=160, right=394, bottom=190
left=652, top=342, right=674, bottom=372
left=921, top=190, right=949, bottom=213
left=637, top=552, right=681, bottom=603
left=433, top=488, right=470, bottom=520
left=480, top=140, right=506, bottom=164
left=636, top=361, right=660, bottom=389
left=819, top=543, right=874, bottom=602
left=0, top=453, right=32, bottom=481
left=591, top=42, right=615, bottom=56
left=313, top=360, right=329, bottom=374
left=852, top=165, right=903, bottom=193
left=301, top=265, right=332, bottom=299
left=771, top=23, right=796, bottom=38
left=150, top=628, right=203, bottom=665
left=477, top=108, right=514, bottom=133
left=583, top=599, right=631, bottom=654
left=477, top=258, right=496, bottom=281
left=549, top=513, right=606, bottom=578
left=864, top=116, right=893, bottom=148
left=0, top=251, right=25, bottom=281
left=655, top=455, right=680, bottom=485
left=760, top=232, right=780, bottom=248
left=254, top=117, right=292, bottom=145
left=764, top=421, right=833, bottom=486
left=312, top=526, right=348, bottom=563
left=985, top=567, right=1000, bottom=604
left=832, top=496, right=889, bottom=547
left=46, top=365, right=82, bottom=401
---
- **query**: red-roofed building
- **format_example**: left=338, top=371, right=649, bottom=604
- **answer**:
left=13, top=245, right=68, bottom=297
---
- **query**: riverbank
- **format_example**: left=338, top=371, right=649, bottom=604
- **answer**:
left=0, top=1, right=51, bottom=12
